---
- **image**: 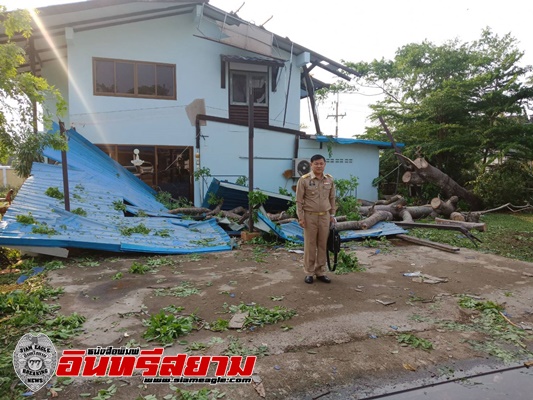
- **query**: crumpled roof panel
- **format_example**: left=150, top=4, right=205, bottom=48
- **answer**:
left=0, top=127, right=231, bottom=255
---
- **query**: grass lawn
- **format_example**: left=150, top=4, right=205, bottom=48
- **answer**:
left=408, top=212, right=533, bottom=262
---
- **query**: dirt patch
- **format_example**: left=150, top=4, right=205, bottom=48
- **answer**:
left=35, top=239, right=533, bottom=399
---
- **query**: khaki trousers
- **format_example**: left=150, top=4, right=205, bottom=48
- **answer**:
left=303, top=213, right=330, bottom=276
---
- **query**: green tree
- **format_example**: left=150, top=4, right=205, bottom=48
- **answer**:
left=340, top=28, right=533, bottom=192
left=0, top=6, right=66, bottom=177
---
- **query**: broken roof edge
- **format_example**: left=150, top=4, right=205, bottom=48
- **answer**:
left=201, top=3, right=359, bottom=80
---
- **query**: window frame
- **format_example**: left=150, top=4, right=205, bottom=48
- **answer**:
left=229, top=70, right=269, bottom=107
left=93, top=57, right=176, bottom=100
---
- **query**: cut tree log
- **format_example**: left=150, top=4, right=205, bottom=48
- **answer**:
left=464, top=212, right=481, bottom=223
left=404, top=205, right=435, bottom=220
left=277, top=218, right=298, bottom=224
left=375, top=195, right=404, bottom=205
left=206, top=203, right=223, bottom=216
left=336, top=211, right=393, bottom=231
left=399, top=209, right=414, bottom=222
left=359, top=198, right=407, bottom=218
left=434, top=218, right=486, bottom=232
left=396, top=153, right=482, bottom=210
left=358, top=199, right=375, bottom=207
left=431, top=196, right=459, bottom=218
left=402, top=171, right=425, bottom=186
left=267, top=211, right=292, bottom=221
left=450, top=212, right=466, bottom=222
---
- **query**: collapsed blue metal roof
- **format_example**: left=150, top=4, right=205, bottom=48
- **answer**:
left=0, top=125, right=231, bottom=254
left=315, top=135, right=405, bottom=149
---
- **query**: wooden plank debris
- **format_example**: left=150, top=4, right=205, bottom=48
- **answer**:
left=228, top=312, right=248, bottom=329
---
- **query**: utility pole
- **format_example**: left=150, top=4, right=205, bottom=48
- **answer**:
left=326, top=92, right=346, bottom=137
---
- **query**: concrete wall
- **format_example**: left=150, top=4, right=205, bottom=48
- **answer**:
left=297, top=139, right=380, bottom=201
left=197, top=121, right=297, bottom=203
left=0, top=167, right=25, bottom=188
left=197, top=121, right=380, bottom=204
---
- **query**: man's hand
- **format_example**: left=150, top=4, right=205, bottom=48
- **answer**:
left=299, top=219, right=306, bottom=228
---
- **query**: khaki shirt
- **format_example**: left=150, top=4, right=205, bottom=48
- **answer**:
left=296, top=171, right=336, bottom=219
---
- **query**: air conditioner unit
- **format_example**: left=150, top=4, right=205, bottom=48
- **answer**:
left=293, top=158, right=311, bottom=177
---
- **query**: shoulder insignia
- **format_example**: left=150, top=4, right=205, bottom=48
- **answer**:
left=300, top=173, right=311, bottom=178
left=325, top=173, right=334, bottom=178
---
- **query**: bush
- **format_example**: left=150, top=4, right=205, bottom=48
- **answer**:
left=471, top=161, right=533, bottom=208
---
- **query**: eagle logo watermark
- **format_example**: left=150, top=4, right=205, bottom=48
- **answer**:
left=13, top=333, right=58, bottom=393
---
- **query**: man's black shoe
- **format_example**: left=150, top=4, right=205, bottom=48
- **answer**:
left=316, top=275, right=331, bottom=283
left=304, top=276, right=313, bottom=284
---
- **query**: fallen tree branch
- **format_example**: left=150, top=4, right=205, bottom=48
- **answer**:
left=395, top=234, right=460, bottom=253
left=434, top=218, right=486, bottom=232
left=480, top=202, right=533, bottom=214
left=499, top=311, right=522, bottom=329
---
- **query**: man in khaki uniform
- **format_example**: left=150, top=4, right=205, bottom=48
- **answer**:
left=296, top=154, right=336, bottom=284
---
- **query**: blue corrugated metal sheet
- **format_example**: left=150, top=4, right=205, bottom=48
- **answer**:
left=315, top=135, right=405, bottom=149
left=202, top=178, right=293, bottom=212
left=257, top=212, right=406, bottom=244
left=0, top=126, right=231, bottom=254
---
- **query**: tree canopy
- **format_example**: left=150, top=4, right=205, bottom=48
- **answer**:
left=0, top=6, right=66, bottom=177
left=340, top=29, right=533, bottom=193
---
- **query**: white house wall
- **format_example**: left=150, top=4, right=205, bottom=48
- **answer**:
left=37, top=10, right=304, bottom=207
left=298, top=139, right=380, bottom=201
left=47, top=11, right=301, bottom=147
left=197, top=122, right=296, bottom=204
left=198, top=123, right=380, bottom=204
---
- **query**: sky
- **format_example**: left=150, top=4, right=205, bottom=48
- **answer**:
left=4, top=0, right=533, bottom=137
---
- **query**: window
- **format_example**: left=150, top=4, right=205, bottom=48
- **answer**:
left=93, top=58, right=176, bottom=99
left=230, top=71, right=268, bottom=106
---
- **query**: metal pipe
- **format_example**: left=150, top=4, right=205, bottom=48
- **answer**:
left=247, top=75, right=255, bottom=232
left=59, top=121, right=70, bottom=212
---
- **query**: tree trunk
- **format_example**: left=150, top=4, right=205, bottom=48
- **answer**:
left=206, top=203, right=223, bottom=216
left=278, top=218, right=298, bottom=224
left=358, top=199, right=375, bottom=207
left=375, top=195, right=404, bottom=205
left=464, top=212, right=481, bottom=223
left=450, top=212, right=465, bottom=222
left=396, top=153, right=483, bottom=210
left=229, top=206, right=247, bottom=215
left=336, top=211, right=393, bottom=231
left=402, top=171, right=425, bottom=186
left=404, top=205, right=435, bottom=220
left=399, top=209, right=414, bottom=222
left=431, top=196, right=459, bottom=218
left=267, top=211, right=292, bottom=221
left=359, top=198, right=407, bottom=218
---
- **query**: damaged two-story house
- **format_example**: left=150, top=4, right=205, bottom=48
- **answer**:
left=13, top=0, right=395, bottom=206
